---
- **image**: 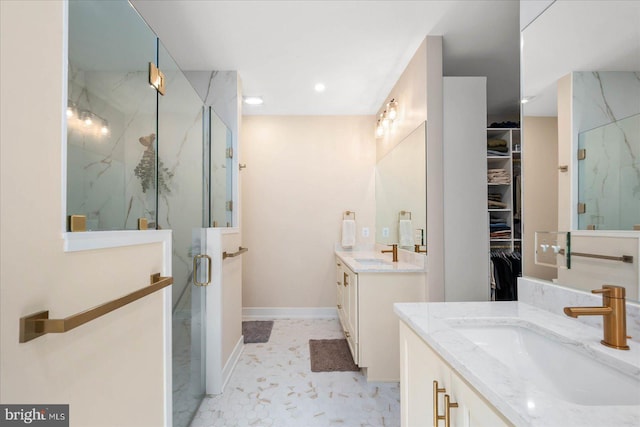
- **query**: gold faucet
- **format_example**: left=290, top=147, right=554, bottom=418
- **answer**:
left=381, top=244, right=398, bottom=262
left=414, top=244, right=427, bottom=254
left=563, top=285, right=629, bottom=350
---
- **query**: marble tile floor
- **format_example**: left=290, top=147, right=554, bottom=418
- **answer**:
left=190, top=318, right=401, bottom=427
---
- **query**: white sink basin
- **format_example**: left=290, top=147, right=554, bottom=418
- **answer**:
left=452, top=322, right=640, bottom=406
left=353, top=258, right=391, bottom=266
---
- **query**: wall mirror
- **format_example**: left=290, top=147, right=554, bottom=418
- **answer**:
left=375, top=121, right=427, bottom=250
left=521, top=0, right=640, bottom=299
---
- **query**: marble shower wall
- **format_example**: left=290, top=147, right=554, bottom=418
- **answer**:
left=67, top=0, right=158, bottom=231
left=67, top=68, right=158, bottom=230
left=573, top=71, right=640, bottom=230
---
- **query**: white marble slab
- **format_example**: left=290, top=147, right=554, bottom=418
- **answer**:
left=335, top=248, right=425, bottom=273
left=394, top=300, right=640, bottom=427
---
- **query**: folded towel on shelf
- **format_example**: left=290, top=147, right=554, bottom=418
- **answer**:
left=487, top=149, right=509, bottom=156
left=488, top=200, right=508, bottom=209
left=399, top=219, right=414, bottom=247
left=341, top=219, right=356, bottom=248
left=487, top=139, right=508, bottom=148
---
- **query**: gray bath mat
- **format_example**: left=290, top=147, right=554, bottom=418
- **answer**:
left=309, top=339, right=359, bottom=372
left=242, top=320, right=274, bottom=343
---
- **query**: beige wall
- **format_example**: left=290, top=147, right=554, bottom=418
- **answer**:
left=241, top=116, right=376, bottom=308
left=523, top=116, right=559, bottom=280
left=1, top=2, right=167, bottom=426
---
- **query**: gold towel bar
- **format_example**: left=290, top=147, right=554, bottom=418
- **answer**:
left=558, top=249, right=633, bottom=264
left=19, top=273, right=173, bottom=343
left=571, top=251, right=633, bottom=263
left=223, top=246, right=249, bottom=260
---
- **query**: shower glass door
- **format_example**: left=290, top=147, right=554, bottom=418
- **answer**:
left=157, top=42, right=208, bottom=427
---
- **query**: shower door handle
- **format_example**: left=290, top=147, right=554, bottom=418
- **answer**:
left=193, top=254, right=212, bottom=286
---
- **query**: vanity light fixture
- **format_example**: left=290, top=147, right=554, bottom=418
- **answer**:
left=79, top=110, right=93, bottom=126
left=66, top=102, right=76, bottom=118
left=100, top=119, right=110, bottom=135
left=375, top=120, right=384, bottom=138
left=386, top=98, right=398, bottom=120
left=314, top=83, right=326, bottom=92
left=374, top=99, right=400, bottom=138
left=244, top=96, right=264, bottom=105
left=381, top=110, right=391, bottom=129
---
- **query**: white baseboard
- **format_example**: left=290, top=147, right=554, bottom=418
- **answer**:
left=217, top=335, right=244, bottom=395
left=242, top=307, right=338, bottom=320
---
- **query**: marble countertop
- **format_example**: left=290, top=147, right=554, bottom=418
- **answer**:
left=335, top=250, right=425, bottom=273
left=394, top=301, right=640, bottom=427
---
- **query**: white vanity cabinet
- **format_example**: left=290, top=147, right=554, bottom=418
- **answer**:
left=336, top=258, right=359, bottom=363
left=335, top=255, right=425, bottom=381
left=400, top=321, right=512, bottom=427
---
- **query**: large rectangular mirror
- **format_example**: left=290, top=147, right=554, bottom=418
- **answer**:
left=375, top=121, right=427, bottom=250
left=521, top=0, right=640, bottom=300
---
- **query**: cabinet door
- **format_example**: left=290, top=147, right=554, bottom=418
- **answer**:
left=400, top=322, right=451, bottom=427
left=343, top=267, right=358, bottom=363
left=335, top=259, right=346, bottom=326
left=450, top=374, right=511, bottom=427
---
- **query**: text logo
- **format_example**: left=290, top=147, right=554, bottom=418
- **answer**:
left=0, top=405, right=68, bottom=427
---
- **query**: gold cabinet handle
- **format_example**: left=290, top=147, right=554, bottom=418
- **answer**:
left=442, top=394, right=458, bottom=427
left=344, top=330, right=350, bottom=338
left=433, top=380, right=445, bottom=427
left=337, top=281, right=341, bottom=286
left=343, top=272, right=348, bottom=287
left=337, top=304, right=342, bottom=309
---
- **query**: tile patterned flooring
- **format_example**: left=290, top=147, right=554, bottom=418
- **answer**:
left=190, top=318, right=401, bottom=427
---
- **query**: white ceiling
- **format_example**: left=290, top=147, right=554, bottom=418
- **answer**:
left=522, top=0, right=640, bottom=117
left=131, top=0, right=520, bottom=117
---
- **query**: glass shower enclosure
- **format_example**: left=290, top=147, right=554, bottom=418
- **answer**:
left=66, top=2, right=233, bottom=426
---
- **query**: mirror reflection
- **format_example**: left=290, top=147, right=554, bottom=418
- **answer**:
left=375, top=121, right=426, bottom=250
left=521, top=0, right=640, bottom=300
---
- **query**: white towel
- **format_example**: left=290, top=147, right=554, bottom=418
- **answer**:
left=399, top=220, right=414, bottom=246
left=341, top=220, right=356, bottom=248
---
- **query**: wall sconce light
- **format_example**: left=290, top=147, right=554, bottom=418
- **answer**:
left=68, top=104, right=110, bottom=137
left=375, top=98, right=399, bottom=138
left=386, top=98, right=398, bottom=120
left=100, top=119, right=110, bottom=135
left=375, top=120, right=384, bottom=138
left=67, top=102, right=76, bottom=118
left=79, top=110, right=93, bottom=126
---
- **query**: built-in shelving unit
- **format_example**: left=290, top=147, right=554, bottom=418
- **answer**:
left=487, top=128, right=521, bottom=252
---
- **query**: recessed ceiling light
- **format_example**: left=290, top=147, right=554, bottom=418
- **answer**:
left=244, top=96, right=264, bottom=105
left=314, top=83, right=326, bottom=93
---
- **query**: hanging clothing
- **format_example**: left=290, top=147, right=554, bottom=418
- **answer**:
left=490, top=252, right=521, bottom=301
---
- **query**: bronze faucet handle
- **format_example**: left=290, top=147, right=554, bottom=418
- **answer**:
left=592, top=285, right=625, bottom=298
